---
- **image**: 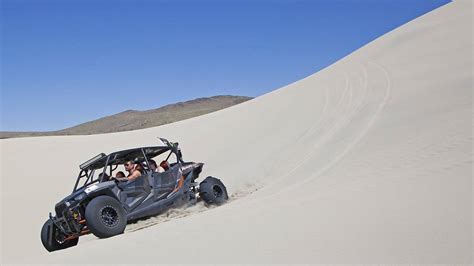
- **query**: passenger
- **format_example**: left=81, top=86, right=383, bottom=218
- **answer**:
left=135, top=163, right=144, bottom=174
left=149, top=159, right=166, bottom=173
left=160, top=160, right=170, bottom=171
left=124, top=161, right=141, bottom=181
left=111, top=171, right=127, bottom=182
left=116, top=171, right=126, bottom=178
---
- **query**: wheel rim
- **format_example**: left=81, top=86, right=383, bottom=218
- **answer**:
left=212, top=185, right=223, bottom=199
left=99, top=206, right=119, bottom=227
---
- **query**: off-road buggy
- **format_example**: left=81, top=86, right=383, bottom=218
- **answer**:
left=40, top=138, right=228, bottom=252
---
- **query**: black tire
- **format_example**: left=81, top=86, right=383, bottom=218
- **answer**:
left=199, top=176, right=228, bottom=205
left=40, top=219, right=79, bottom=252
left=85, top=195, right=127, bottom=238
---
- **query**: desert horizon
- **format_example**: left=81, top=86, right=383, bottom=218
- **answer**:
left=0, top=95, right=252, bottom=139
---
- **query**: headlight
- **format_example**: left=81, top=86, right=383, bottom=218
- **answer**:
left=85, top=184, right=99, bottom=194
left=74, top=193, right=87, bottom=202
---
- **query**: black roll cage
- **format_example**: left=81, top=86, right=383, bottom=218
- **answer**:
left=73, top=139, right=184, bottom=192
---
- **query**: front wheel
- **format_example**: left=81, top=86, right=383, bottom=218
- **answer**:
left=199, top=176, right=228, bottom=205
left=85, top=195, right=127, bottom=238
left=40, top=219, right=79, bottom=252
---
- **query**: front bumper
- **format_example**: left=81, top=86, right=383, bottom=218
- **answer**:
left=50, top=208, right=83, bottom=235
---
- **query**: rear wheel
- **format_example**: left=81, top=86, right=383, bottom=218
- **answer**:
left=40, top=219, right=79, bottom=252
left=85, top=195, right=127, bottom=238
left=199, top=176, right=228, bottom=205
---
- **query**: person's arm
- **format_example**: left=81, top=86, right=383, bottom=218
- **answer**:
left=127, top=170, right=142, bottom=181
left=110, top=175, right=127, bottom=182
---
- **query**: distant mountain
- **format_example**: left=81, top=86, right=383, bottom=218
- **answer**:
left=0, top=95, right=252, bottom=139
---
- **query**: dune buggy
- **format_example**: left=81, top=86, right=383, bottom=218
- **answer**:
left=40, top=138, right=228, bottom=252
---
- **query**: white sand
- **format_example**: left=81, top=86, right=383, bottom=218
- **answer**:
left=1, top=0, right=472, bottom=264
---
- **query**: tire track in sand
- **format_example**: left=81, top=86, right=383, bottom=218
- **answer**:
left=253, top=60, right=392, bottom=199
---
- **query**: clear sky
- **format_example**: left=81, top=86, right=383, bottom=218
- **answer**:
left=1, top=0, right=450, bottom=132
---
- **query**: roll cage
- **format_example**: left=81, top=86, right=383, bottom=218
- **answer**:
left=73, top=138, right=183, bottom=192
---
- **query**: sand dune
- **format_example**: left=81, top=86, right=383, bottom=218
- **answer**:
left=1, top=0, right=472, bottom=264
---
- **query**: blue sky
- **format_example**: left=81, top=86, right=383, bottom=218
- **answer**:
left=1, top=0, right=450, bottom=131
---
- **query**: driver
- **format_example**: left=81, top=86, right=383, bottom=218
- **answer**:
left=124, top=161, right=142, bottom=181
